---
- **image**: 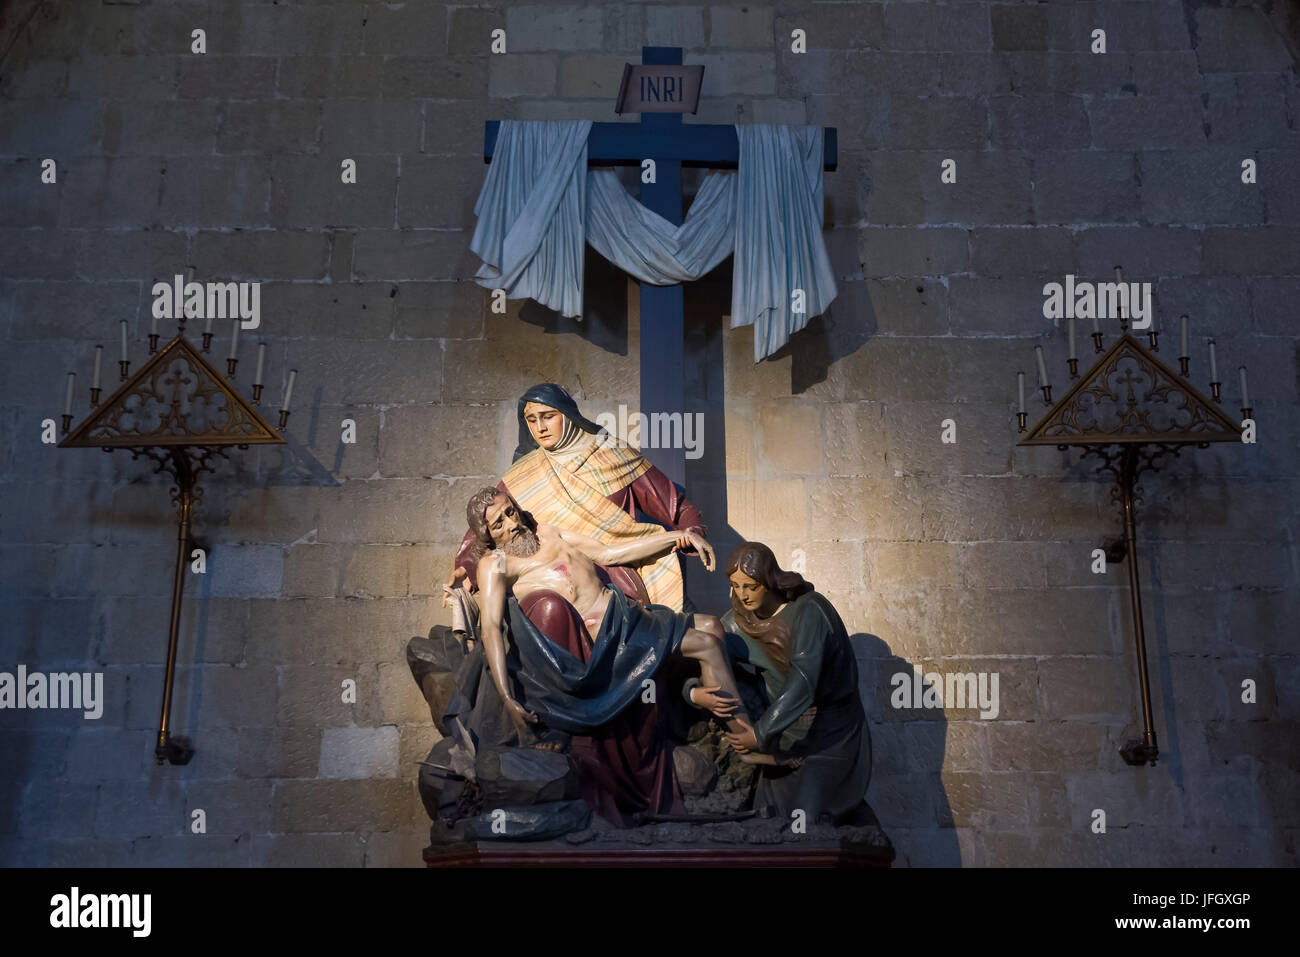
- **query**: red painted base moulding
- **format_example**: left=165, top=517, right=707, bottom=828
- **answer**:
left=425, top=844, right=895, bottom=868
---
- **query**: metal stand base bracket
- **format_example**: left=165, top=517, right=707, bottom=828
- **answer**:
left=1120, top=738, right=1159, bottom=767
left=156, top=734, right=195, bottom=766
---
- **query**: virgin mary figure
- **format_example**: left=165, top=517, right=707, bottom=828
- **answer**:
left=443, top=382, right=710, bottom=825
left=450, top=382, right=706, bottom=611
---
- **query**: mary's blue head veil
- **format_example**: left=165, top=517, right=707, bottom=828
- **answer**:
left=513, top=383, right=605, bottom=463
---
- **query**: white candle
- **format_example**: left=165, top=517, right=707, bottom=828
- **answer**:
left=151, top=310, right=158, bottom=337
left=1091, top=312, right=1100, bottom=335
left=64, top=372, right=75, bottom=415
left=1017, top=372, right=1025, bottom=413
left=92, top=345, right=103, bottom=390
left=1068, top=318, right=1076, bottom=360
left=228, top=319, right=240, bottom=360
left=1208, top=340, right=1218, bottom=382
left=281, top=369, right=297, bottom=411
left=183, top=267, right=196, bottom=319
left=254, top=343, right=266, bottom=386
left=1180, top=315, right=1188, bottom=357
left=120, top=320, right=128, bottom=362
left=204, top=311, right=214, bottom=335
left=1239, top=366, right=1249, bottom=408
left=1034, top=345, right=1048, bottom=388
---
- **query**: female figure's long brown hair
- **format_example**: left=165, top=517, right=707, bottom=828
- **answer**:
left=725, top=543, right=813, bottom=677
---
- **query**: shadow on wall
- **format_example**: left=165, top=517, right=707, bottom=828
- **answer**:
left=1144, top=530, right=1185, bottom=795
left=777, top=145, right=877, bottom=396
left=856, top=633, right=961, bottom=867
left=0, top=0, right=63, bottom=80
left=0, top=714, right=39, bottom=864
left=518, top=248, right=630, bottom=357
left=682, top=262, right=737, bottom=612
left=771, top=284, right=878, bottom=397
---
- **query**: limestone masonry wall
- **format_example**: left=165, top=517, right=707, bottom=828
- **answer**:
left=1, top=0, right=1296, bottom=866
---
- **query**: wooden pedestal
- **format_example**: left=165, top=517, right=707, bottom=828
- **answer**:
left=425, top=841, right=895, bottom=868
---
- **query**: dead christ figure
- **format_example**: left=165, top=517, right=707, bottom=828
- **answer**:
left=466, top=488, right=753, bottom=755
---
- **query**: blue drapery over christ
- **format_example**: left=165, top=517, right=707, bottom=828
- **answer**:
left=469, top=120, right=839, bottom=363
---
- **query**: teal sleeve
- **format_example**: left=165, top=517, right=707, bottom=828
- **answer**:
left=723, top=630, right=751, bottom=663
left=682, top=676, right=702, bottom=707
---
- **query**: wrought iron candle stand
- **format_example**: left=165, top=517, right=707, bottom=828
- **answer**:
left=1017, top=317, right=1250, bottom=767
left=58, top=328, right=293, bottom=765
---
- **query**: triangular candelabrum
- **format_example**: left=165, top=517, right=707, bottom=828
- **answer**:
left=1020, top=332, right=1242, bottom=448
left=1018, top=330, right=1252, bottom=767
left=60, top=333, right=285, bottom=449
left=59, top=331, right=289, bottom=766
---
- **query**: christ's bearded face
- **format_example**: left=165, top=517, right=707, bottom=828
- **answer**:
left=484, top=494, right=539, bottom=557
left=523, top=402, right=565, bottom=450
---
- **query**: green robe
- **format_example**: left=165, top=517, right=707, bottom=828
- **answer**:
left=721, top=591, right=872, bottom=822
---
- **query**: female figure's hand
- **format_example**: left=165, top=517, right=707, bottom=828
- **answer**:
left=724, top=718, right=760, bottom=754
left=690, top=684, right=740, bottom=720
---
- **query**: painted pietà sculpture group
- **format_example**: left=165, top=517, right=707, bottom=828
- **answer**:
left=407, top=384, right=886, bottom=857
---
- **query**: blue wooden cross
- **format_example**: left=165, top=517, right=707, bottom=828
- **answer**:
left=484, top=47, right=838, bottom=487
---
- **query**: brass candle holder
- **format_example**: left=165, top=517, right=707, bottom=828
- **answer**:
left=59, top=330, right=292, bottom=765
left=1018, top=332, right=1250, bottom=767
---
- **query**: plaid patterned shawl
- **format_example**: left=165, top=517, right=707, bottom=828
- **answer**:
left=502, top=428, right=684, bottom=610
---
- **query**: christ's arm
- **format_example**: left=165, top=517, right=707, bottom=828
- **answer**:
left=478, top=550, right=538, bottom=732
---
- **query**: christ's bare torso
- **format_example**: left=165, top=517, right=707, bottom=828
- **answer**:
left=497, top=525, right=614, bottom=640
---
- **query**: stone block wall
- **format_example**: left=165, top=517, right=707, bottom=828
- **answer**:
left=1, top=0, right=1296, bottom=866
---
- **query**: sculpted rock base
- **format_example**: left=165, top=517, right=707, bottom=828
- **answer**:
left=408, top=629, right=894, bottom=861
